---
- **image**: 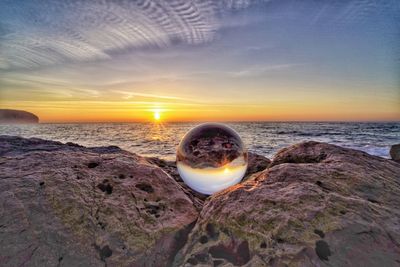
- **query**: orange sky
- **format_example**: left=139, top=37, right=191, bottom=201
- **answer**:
left=1, top=1, right=399, bottom=123
left=1, top=96, right=399, bottom=123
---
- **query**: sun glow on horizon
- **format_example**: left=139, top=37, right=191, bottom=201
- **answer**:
left=153, top=110, right=161, bottom=121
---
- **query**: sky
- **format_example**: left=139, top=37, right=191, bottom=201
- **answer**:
left=0, top=0, right=399, bottom=122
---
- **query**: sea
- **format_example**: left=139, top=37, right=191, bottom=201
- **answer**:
left=1, top=122, right=399, bottom=161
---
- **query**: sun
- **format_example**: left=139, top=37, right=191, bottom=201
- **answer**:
left=153, top=111, right=161, bottom=121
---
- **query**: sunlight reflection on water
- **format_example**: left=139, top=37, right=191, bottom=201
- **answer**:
left=1, top=122, right=399, bottom=160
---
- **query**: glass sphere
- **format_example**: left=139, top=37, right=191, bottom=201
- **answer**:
left=176, top=123, right=248, bottom=195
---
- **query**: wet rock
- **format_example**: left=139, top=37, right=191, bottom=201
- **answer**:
left=390, top=144, right=400, bottom=163
left=175, top=141, right=400, bottom=266
left=0, top=136, right=197, bottom=267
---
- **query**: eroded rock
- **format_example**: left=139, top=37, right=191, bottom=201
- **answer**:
left=0, top=136, right=197, bottom=267
left=2, top=137, right=399, bottom=267
left=175, top=141, right=400, bottom=266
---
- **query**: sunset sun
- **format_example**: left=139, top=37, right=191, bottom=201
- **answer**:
left=153, top=110, right=161, bottom=121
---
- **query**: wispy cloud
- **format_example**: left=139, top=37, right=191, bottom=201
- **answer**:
left=112, top=90, right=195, bottom=102
left=175, top=63, right=304, bottom=79
left=226, top=63, right=304, bottom=77
left=0, top=0, right=267, bottom=70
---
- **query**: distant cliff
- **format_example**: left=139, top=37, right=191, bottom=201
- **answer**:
left=0, top=109, right=39, bottom=123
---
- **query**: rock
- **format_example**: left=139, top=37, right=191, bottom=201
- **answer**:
left=147, top=157, right=208, bottom=211
left=175, top=141, right=400, bottom=266
left=244, top=152, right=271, bottom=178
left=0, top=136, right=197, bottom=267
left=0, top=109, right=39, bottom=123
left=2, top=137, right=399, bottom=267
left=390, top=144, right=400, bottom=162
left=0, top=136, right=124, bottom=157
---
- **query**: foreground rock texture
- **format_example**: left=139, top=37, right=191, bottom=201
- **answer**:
left=244, top=152, right=271, bottom=179
left=0, top=109, right=39, bottom=123
left=390, top=144, right=400, bottom=163
left=1, top=136, right=400, bottom=267
left=0, top=136, right=197, bottom=266
left=176, top=142, right=400, bottom=266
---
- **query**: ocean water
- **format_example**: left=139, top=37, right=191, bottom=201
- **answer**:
left=0, top=122, right=399, bottom=161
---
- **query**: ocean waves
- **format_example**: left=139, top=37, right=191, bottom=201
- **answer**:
left=0, top=122, right=398, bottom=160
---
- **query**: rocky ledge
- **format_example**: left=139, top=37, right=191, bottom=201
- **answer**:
left=0, top=136, right=399, bottom=267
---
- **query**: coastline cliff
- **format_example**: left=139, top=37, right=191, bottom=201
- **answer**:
left=0, top=109, right=39, bottom=123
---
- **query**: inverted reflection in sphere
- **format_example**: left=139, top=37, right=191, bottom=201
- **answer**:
left=176, top=123, right=248, bottom=195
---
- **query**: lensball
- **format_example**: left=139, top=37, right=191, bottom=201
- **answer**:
left=176, top=123, right=248, bottom=195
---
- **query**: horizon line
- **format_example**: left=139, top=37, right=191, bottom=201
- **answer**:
left=26, top=119, right=400, bottom=124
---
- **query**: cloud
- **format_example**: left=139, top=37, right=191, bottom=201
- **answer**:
left=227, top=63, right=304, bottom=77
left=112, top=90, right=195, bottom=102
left=0, top=0, right=267, bottom=70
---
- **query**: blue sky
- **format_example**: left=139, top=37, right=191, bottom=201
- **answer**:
left=0, top=0, right=399, bottom=122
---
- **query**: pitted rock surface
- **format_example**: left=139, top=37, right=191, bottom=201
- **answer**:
left=175, top=142, right=400, bottom=266
left=2, top=137, right=400, bottom=267
left=0, top=135, right=197, bottom=267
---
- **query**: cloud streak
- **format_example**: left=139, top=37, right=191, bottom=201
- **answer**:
left=0, top=0, right=264, bottom=70
left=112, top=90, right=197, bottom=102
